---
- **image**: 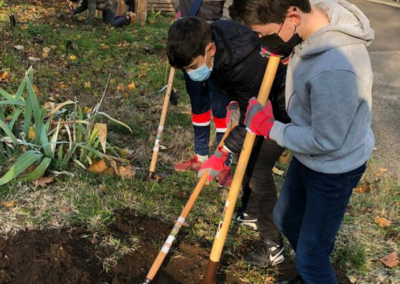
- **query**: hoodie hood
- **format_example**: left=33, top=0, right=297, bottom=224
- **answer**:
left=210, top=20, right=260, bottom=71
left=298, top=0, right=375, bottom=58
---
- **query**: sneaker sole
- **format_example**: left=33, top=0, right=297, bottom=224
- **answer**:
left=246, top=255, right=284, bottom=268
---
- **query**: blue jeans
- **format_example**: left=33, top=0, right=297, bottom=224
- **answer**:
left=102, top=8, right=129, bottom=28
left=273, top=157, right=366, bottom=284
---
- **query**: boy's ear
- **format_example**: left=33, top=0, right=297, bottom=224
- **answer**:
left=287, top=6, right=302, bottom=26
left=209, top=43, right=217, bottom=57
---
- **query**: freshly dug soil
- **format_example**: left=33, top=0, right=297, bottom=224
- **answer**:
left=0, top=210, right=244, bottom=284
left=0, top=209, right=349, bottom=284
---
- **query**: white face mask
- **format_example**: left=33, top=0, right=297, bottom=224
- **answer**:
left=187, top=46, right=213, bottom=82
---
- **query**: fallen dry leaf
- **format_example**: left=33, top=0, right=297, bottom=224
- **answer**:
left=33, top=176, right=54, bottom=187
left=374, top=216, right=391, bottom=228
left=102, top=167, right=115, bottom=176
left=84, top=81, right=91, bottom=88
left=376, top=167, right=388, bottom=179
left=272, top=167, right=284, bottom=176
left=278, top=155, right=290, bottom=165
left=1, top=200, right=16, bottom=208
left=99, top=44, right=110, bottom=51
left=0, top=71, right=10, bottom=82
left=69, top=55, right=77, bottom=61
left=14, top=45, right=24, bottom=50
left=117, top=84, right=125, bottom=92
left=348, top=275, right=358, bottom=283
left=43, top=47, right=51, bottom=53
left=118, top=165, right=135, bottom=179
left=128, top=82, right=136, bottom=90
left=88, top=159, right=108, bottom=173
left=108, top=159, right=119, bottom=176
left=110, top=78, right=116, bottom=84
left=380, top=252, right=399, bottom=268
left=28, top=57, right=41, bottom=62
left=354, top=183, right=370, bottom=194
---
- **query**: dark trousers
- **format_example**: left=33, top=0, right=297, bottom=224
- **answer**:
left=125, top=0, right=135, bottom=12
left=273, top=157, right=366, bottom=283
left=184, top=72, right=229, bottom=156
left=241, top=137, right=284, bottom=242
left=102, top=3, right=129, bottom=27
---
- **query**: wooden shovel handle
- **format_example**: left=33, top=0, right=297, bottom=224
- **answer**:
left=203, top=55, right=281, bottom=284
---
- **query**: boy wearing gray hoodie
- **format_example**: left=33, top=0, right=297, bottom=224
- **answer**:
left=229, top=0, right=374, bottom=283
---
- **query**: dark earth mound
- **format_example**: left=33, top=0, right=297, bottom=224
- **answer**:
left=0, top=210, right=244, bottom=284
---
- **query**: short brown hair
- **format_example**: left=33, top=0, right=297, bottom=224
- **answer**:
left=229, top=0, right=312, bottom=26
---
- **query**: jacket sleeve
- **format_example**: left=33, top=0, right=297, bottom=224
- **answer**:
left=87, top=0, right=97, bottom=22
left=270, top=70, right=361, bottom=154
left=224, top=55, right=285, bottom=154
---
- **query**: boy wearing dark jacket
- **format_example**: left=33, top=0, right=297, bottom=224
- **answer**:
left=70, top=0, right=134, bottom=27
left=167, top=17, right=290, bottom=267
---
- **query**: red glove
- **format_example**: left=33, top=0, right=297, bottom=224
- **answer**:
left=198, top=146, right=230, bottom=182
left=226, top=101, right=240, bottom=130
left=244, top=98, right=275, bottom=139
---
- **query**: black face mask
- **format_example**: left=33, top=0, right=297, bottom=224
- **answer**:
left=259, top=25, right=302, bottom=56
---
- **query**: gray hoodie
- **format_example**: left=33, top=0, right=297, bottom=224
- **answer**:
left=270, top=0, right=375, bottom=174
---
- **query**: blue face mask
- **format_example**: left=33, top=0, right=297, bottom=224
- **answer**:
left=187, top=47, right=213, bottom=82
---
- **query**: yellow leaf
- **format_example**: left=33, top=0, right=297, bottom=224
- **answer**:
left=1, top=200, right=16, bottom=208
left=84, top=81, right=91, bottom=88
left=128, top=82, right=136, bottom=90
left=69, top=55, right=77, bottom=61
left=22, top=24, right=29, bottom=30
left=118, top=165, right=135, bottom=179
left=83, top=106, right=92, bottom=114
left=28, top=126, right=36, bottom=141
left=117, top=84, right=125, bottom=92
left=374, top=216, right=391, bottom=228
left=43, top=47, right=51, bottom=53
left=94, top=123, right=107, bottom=153
left=124, top=93, right=130, bottom=99
left=88, top=159, right=108, bottom=173
left=110, top=78, right=116, bottom=85
left=42, top=52, right=49, bottom=58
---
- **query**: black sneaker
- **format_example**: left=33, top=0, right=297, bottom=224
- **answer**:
left=235, top=211, right=258, bottom=231
left=275, top=275, right=304, bottom=284
left=245, top=239, right=284, bottom=268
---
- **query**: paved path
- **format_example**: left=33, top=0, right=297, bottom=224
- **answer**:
left=350, top=0, right=400, bottom=175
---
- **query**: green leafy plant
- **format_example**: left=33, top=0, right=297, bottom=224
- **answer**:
left=0, top=67, right=132, bottom=185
